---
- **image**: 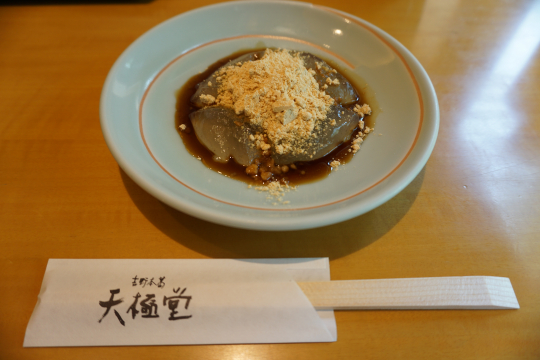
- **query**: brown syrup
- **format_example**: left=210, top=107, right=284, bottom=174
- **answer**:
left=175, top=49, right=378, bottom=186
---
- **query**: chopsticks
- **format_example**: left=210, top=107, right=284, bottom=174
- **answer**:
left=297, top=276, right=519, bottom=310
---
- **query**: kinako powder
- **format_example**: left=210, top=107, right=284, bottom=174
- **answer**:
left=200, top=49, right=338, bottom=158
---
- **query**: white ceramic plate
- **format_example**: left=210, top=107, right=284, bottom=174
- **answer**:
left=100, top=1, right=439, bottom=231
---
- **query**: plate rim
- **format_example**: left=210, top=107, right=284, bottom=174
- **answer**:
left=100, top=0, right=439, bottom=230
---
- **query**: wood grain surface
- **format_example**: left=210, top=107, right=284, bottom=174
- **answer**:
left=1, top=0, right=539, bottom=359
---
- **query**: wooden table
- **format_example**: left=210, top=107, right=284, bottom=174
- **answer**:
left=1, top=0, right=539, bottom=358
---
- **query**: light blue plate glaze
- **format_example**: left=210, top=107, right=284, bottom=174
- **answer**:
left=100, top=1, right=439, bottom=230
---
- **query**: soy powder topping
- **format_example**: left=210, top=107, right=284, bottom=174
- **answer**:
left=214, top=49, right=334, bottom=156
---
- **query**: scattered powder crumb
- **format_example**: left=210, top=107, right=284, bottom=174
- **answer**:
left=253, top=181, right=296, bottom=205
left=350, top=133, right=365, bottom=154
left=179, top=124, right=187, bottom=131
left=325, top=77, right=340, bottom=85
left=330, top=160, right=341, bottom=168
left=208, top=81, right=212, bottom=86
left=199, top=94, right=216, bottom=105
left=353, top=103, right=372, bottom=117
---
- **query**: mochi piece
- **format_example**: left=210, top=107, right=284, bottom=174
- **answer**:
left=189, top=50, right=363, bottom=167
left=272, top=105, right=359, bottom=165
left=189, top=107, right=262, bottom=166
left=298, top=52, right=359, bottom=106
left=190, top=50, right=266, bottom=108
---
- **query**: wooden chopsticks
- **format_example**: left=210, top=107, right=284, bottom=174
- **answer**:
left=297, top=276, right=519, bottom=310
